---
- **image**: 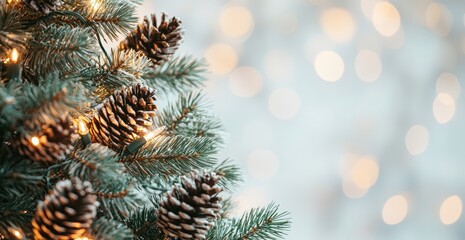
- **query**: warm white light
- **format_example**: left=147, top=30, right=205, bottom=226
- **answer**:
left=89, top=0, right=100, bottom=11
left=12, top=230, right=22, bottom=239
left=440, top=195, right=462, bottom=225
left=10, top=49, right=19, bottom=63
left=220, top=6, right=254, bottom=39
left=355, top=50, right=382, bottom=83
left=425, top=2, right=452, bottom=36
left=320, top=8, right=356, bottom=42
left=405, top=125, right=429, bottom=155
left=268, top=88, right=301, bottom=120
left=143, top=126, right=165, bottom=141
left=78, top=120, right=89, bottom=135
left=361, top=0, right=380, bottom=20
left=342, top=178, right=368, bottom=199
left=433, top=93, right=455, bottom=124
left=31, top=136, right=40, bottom=146
left=350, top=156, right=379, bottom=189
left=247, top=149, right=279, bottom=180
left=228, top=66, right=263, bottom=97
left=436, top=73, right=461, bottom=100
left=383, top=195, right=408, bottom=225
left=314, top=51, right=344, bottom=82
left=232, top=187, right=269, bottom=217
left=75, top=237, right=91, bottom=240
left=204, top=43, right=238, bottom=75
left=372, top=2, right=401, bottom=37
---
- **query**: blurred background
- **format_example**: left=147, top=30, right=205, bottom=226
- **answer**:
left=117, top=0, right=465, bottom=239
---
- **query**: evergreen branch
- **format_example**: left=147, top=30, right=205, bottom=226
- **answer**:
left=14, top=74, right=87, bottom=128
left=228, top=203, right=291, bottom=240
left=143, top=56, right=207, bottom=93
left=0, top=85, right=22, bottom=138
left=89, top=49, right=152, bottom=100
left=124, top=207, right=163, bottom=240
left=121, top=135, right=219, bottom=178
left=89, top=217, right=134, bottom=240
left=25, top=24, right=98, bottom=76
left=0, top=4, right=31, bottom=57
left=0, top=152, right=45, bottom=198
left=213, top=159, right=243, bottom=192
left=28, top=9, right=111, bottom=63
left=77, top=0, right=138, bottom=41
left=66, top=144, right=140, bottom=221
left=158, top=91, right=224, bottom=143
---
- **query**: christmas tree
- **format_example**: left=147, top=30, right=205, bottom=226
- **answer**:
left=0, top=0, right=290, bottom=239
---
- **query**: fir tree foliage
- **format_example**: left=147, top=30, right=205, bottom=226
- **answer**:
left=0, top=0, right=290, bottom=239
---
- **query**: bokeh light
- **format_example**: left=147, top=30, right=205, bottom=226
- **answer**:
left=220, top=6, right=254, bottom=39
left=350, top=156, right=379, bottom=189
left=320, top=8, right=356, bottom=43
left=232, top=187, right=269, bottom=217
left=382, top=195, right=409, bottom=225
left=361, top=0, right=380, bottom=20
left=229, top=66, right=263, bottom=97
left=405, top=125, right=429, bottom=155
left=425, top=2, right=453, bottom=36
left=440, top=195, right=462, bottom=225
left=433, top=93, right=455, bottom=124
left=268, top=88, right=301, bottom=120
left=372, top=1, right=401, bottom=37
left=355, top=50, right=382, bottom=82
left=314, top=51, right=345, bottom=82
left=436, top=72, right=461, bottom=100
left=204, top=43, right=238, bottom=75
left=247, top=149, right=280, bottom=180
left=342, top=154, right=379, bottom=198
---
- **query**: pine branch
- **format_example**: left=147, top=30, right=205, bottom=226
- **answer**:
left=143, top=56, right=207, bottom=93
left=0, top=84, right=22, bottom=137
left=121, top=135, right=219, bottom=178
left=76, top=0, right=138, bottom=41
left=0, top=4, right=31, bottom=57
left=207, top=203, right=291, bottom=240
left=124, top=207, right=163, bottom=240
left=25, top=24, right=98, bottom=76
left=158, top=91, right=224, bottom=143
left=0, top=149, right=45, bottom=198
left=90, top=49, right=152, bottom=100
left=213, top=159, right=243, bottom=192
left=89, top=217, right=134, bottom=240
left=66, top=143, right=141, bottom=221
left=15, top=74, right=87, bottom=128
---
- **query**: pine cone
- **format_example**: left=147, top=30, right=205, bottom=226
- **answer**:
left=120, top=13, right=183, bottom=66
left=89, top=83, right=157, bottom=151
left=23, top=0, right=63, bottom=14
left=157, top=171, right=223, bottom=239
left=16, top=114, right=78, bottom=163
left=32, top=178, right=99, bottom=240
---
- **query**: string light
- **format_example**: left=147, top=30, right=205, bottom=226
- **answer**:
left=89, top=0, right=100, bottom=11
left=30, top=136, right=40, bottom=146
left=77, top=119, right=92, bottom=146
left=8, top=228, right=23, bottom=239
left=10, top=49, right=19, bottom=63
left=126, top=126, right=166, bottom=154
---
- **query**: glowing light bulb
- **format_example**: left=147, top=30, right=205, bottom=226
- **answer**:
left=10, top=49, right=19, bottom=63
left=30, top=136, right=40, bottom=146
left=76, top=237, right=90, bottom=240
left=13, top=230, right=21, bottom=238
left=78, top=120, right=89, bottom=135
left=89, top=0, right=100, bottom=11
left=143, top=126, right=166, bottom=141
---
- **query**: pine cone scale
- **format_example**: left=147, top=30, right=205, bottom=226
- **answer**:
left=120, top=13, right=183, bottom=66
left=90, top=83, right=157, bottom=150
left=156, top=171, right=223, bottom=239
